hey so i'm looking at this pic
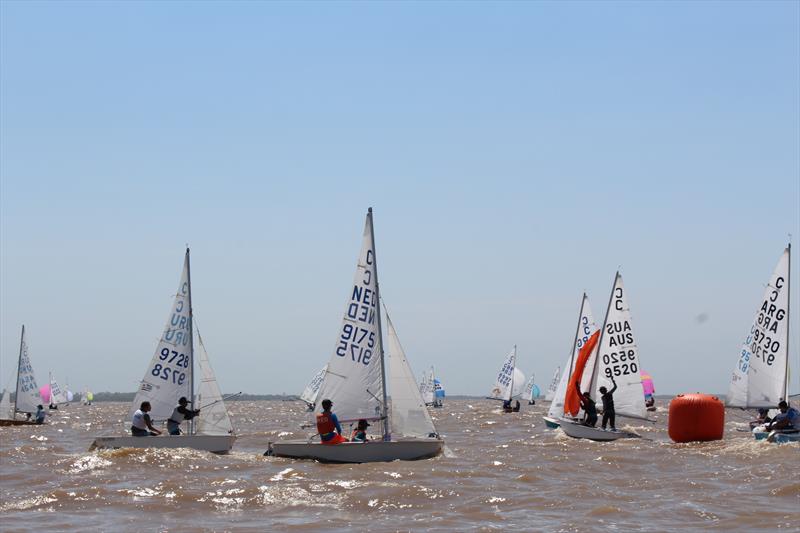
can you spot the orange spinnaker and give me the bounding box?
[564,330,600,416]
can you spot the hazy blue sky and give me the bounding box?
[1,1,798,397]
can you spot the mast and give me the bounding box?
[589,272,618,396]
[186,247,196,435]
[368,208,390,440]
[566,293,587,389]
[509,345,517,401]
[784,242,791,402]
[14,325,24,415]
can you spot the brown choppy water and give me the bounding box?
[1,399,798,532]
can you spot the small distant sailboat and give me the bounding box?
[420,367,444,408]
[267,209,443,462]
[726,245,797,443]
[641,370,656,411]
[543,293,598,429]
[0,326,42,426]
[544,367,560,402]
[47,374,69,408]
[488,345,525,411]
[432,373,445,408]
[0,389,13,419]
[83,388,94,405]
[91,248,235,454]
[299,365,328,411]
[559,275,650,441]
[523,375,540,405]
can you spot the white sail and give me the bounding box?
[544,367,561,401]
[511,367,526,398]
[523,375,535,399]
[591,273,647,419]
[727,247,790,408]
[315,211,385,424]
[15,326,40,414]
[548,294,599,418]
[49,374,68,405]
[420,368,435,405]
[489,346,517,401]
[386,310,437,438]
[0,389,12,418]
[130,250,193,424]
[195,333,233,436]
[300,365,328,407]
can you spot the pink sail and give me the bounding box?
[39,384,51,404]
[641,370,655,397]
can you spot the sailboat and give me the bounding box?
[726,245,796,443]
[544,367,560,402]
[419,367,435,406]
[48,374,68,408]
[523,375,540,405]
[0,326,42,426]
[91,248,235,454]
[488,345,526,411]
[0,389,12,419]
[641,370,656,411]
[299,365,328,411]
[543,293,599,429]
[432,373,445,408]
[559,275,650,441]
[267,208,444,463]
[83,388,94,405]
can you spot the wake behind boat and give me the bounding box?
[267,208,443,463]
[90,249,235,454]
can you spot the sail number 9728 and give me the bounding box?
[150,348,189,385]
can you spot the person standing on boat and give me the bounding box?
[599,377,618,431]
[350,419,370,442]
[167,397,200,436]
[575,385,598,427]
[35,405,47,424]
[766,401,799,431]
[131,401,161,436]
[317,399,348,444]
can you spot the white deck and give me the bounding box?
[90,434,235,454]
[559,418,640,441]
[267,438,444,463]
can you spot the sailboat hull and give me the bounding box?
[90,434,235,454]
[267,438,444,463]
[542,416,561,429]
[0,419,39,426]
[753,429,800,444]
[559,419,640,441]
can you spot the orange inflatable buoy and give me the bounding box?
[668,393,725,443]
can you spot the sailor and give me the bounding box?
[316,399,348,445]
[750,408,772,430]
[766,401,799,432]
[502,399,512,412]
[350,419,370,442]
[599,377,618,431]
[575,385,598,427]
[35,405,46,424]
[512,400,521,412]
[167,397,200,435]
[131,401,161,436]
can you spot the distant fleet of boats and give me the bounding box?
[1,210,796,453]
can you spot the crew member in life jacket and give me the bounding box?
[317,399,348,445]
[131,401,162,436]
[167,397,200,435]
[351,419,370,442]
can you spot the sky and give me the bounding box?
[1,1,798,397]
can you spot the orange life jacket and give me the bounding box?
[316,413,336,436]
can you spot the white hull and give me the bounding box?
[90,434,235,454]
[559,419,640,441]
[267,438,444,463]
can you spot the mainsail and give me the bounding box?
[0,389,12,418]
[130,249,193,424]
[548,294,599,419]
[419,368,435,405]
[490,346,523,401]
[544,367,561,402]
[727,246,790,408]
[589,273,648,420]
[195,331,233,436]
[300,365,328,408]
[49,374,68,405]
[15,325,40,415]
[386,309,437,438]
[315,210,386,428]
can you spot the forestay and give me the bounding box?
[489,346,517,400]
[548,294,598,419]
[385,310,437,438]
[130,251,193,423]
[727,247,790,408]
[195,333,233,436]
[315,212,384,424]
[590,273,647,420]
[15,326,40,415]
[300,365,328,407]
